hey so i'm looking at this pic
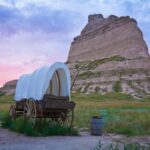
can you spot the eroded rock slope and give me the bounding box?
[67,14,150,98]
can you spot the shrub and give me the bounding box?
[0,92,4,97]
[113,81,122,92]
[95,87,100,93]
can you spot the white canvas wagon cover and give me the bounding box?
[15,62,71,101]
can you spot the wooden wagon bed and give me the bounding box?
[9,94,75,127]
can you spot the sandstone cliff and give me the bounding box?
[67,14,150,98]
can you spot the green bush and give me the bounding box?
[2,115,79,136]
[95,87,100,93]
[0,92,4,97]
[113,81,122,92]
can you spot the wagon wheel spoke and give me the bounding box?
[58,117,65,126]
[29,101,37,126]
[37,103,43,118]
[9,105,16,119]
[30,117,36,126]
[58,110,74,128]
[23,100,37,126]
[23,100,29,117]
[55,112,65,126]
[29,101,32,116]
[65,110,74,128]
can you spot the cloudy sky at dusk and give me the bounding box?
[0,0,150,87]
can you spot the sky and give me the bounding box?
[0,0,150,87]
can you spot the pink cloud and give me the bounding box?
[0,30,69,87]
[0,53,67,87]
[0,64,25,87]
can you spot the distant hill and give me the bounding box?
[0,80,17,95]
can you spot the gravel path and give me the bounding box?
[0,128,149,150]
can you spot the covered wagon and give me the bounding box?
[9,62,75,127]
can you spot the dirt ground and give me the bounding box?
[0,128,150,150]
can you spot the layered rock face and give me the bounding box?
[67,14,150,98]
[68,14,149,62]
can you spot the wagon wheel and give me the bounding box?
[23,100,37,125]
[9,105,16,119]
[37,103,43,118]
[58,109,74,128]
[30,100,37,125]
[23,100,29,117]
[65,110,74,128]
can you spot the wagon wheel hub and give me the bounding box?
[57,110,74,128]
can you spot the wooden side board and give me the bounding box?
[15,94,74,111]
[15,99,27,110]
[43,94,69,101]
[43,100,75,110]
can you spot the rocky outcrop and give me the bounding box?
[67,14,150,99]
[68,14,149,62]
[0,80,17,95]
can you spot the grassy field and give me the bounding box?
[0,95,14,121]
[72,93,150,136]
[0,93,150,136]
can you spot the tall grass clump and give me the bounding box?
[0,95,14,103]
[2,115,78,136]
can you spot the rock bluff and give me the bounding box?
[67,14,150,98]
[68,14,149,62]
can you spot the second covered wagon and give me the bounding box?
[9,62,75,127]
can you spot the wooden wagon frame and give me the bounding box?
[9,62,75,128]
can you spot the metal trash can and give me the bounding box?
[90,116,103,136]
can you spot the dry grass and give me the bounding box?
[0,95,14,121]
[0,103,11,112]
[0,95,14,112]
